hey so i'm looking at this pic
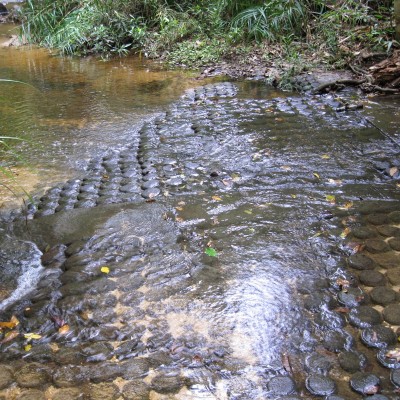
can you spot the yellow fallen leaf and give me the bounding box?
[24,333,42,341]
[58,324,70,335]
[326,195,336,204]
[100,266,110,274]
[340,227,351,239]
[212,195,222,201]
[291,194,297,199]
[321,154,330,159]
[244,209,253,215]
[313,172,320,179]
[49,342,60,352]
[24,344,32,352]
[176,206,184,211]
[175,217,184,223]
[281,166,291,171]
[338,201,353,210]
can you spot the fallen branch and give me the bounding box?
[312,79,366,94]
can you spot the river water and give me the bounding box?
[1,23,400,400]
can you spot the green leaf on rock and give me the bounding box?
[205,247,218,257]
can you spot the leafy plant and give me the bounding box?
[231,0,307,42]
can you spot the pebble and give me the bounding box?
[52,387,84,400]
[361,325,397,348]
[370,286,397,305]
[350,372,380,395]
[376,224,400,237]
[338,287,366,308]
[347,254,375,270]
[367,214,389,225]
[382,304,400,325]
[305,374,336,396]
[388,237,400,250]
[364,238,390,253]
[16,390,46,400]
[305,353,332,374]
[351,227,376,239]
[374,252,399,269]
[0,365,13,389]
[377,346,400,368]
[358,270,386,286]
[121,380,150,399]
[15,363,50,388]
[348,306,383,328]
[267,376,296,395]
[386,267,400,285]
[391,369,400,387]
[150,373,184,394]
[88,382,120,400]
[338,351,367,373]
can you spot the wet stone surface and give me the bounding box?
[1,82,400,399]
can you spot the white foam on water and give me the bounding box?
[0,241,44,312]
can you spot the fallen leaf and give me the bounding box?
[313,172,320,179]
[24,333,42,341]
[338,201,353,210]
[386,348,400,361]
[326,195,336,204]
[1,330,19,343]
[275,117,284,122]
[205,247,218,257]
[0,316,19,329]
[389,167,399,177]
[212,195,222,201]
[291,194,297,199]
[321,154,330,159]
[49,343,60,352]
[58,324,70,335]
[175,217,184,223]
[336,278,350,289]
[340,227,351,239]
[100,266,110,274]
[334,307,350,313]
[24,344,32,352]
[244,209,253,215]
[281,165,291,171]
[176,206,184,211]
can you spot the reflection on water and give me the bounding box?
[0,32,207,207]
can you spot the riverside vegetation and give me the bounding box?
[17,0,398,87]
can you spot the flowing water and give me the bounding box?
[1,28,400,400]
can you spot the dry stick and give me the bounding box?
[311,79,366,94]
[363,116,400,148]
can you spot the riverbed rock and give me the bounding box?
[391,369,400,387]
[51,387,84,400]
[267,376,296,395]
[121,380,150,399]
[14,363,51,388]
[150,372,184,394]
[361,325,397,349]
[337,287,366,308]
[16,390,46,400]
[358,270,386,286]
[370,286,397,305]
[0,365,13,389]
[347,254,376,270]
[88,382,120,400]
[377,346,400,369]
[53,365,89,388]
[382,304,400,325]
[386,268,400,285]
[305,374,336,396]
[350,372,380,395]
[338,351,367,373]
[348,306,382,328]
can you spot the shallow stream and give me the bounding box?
[1,27,400,400]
